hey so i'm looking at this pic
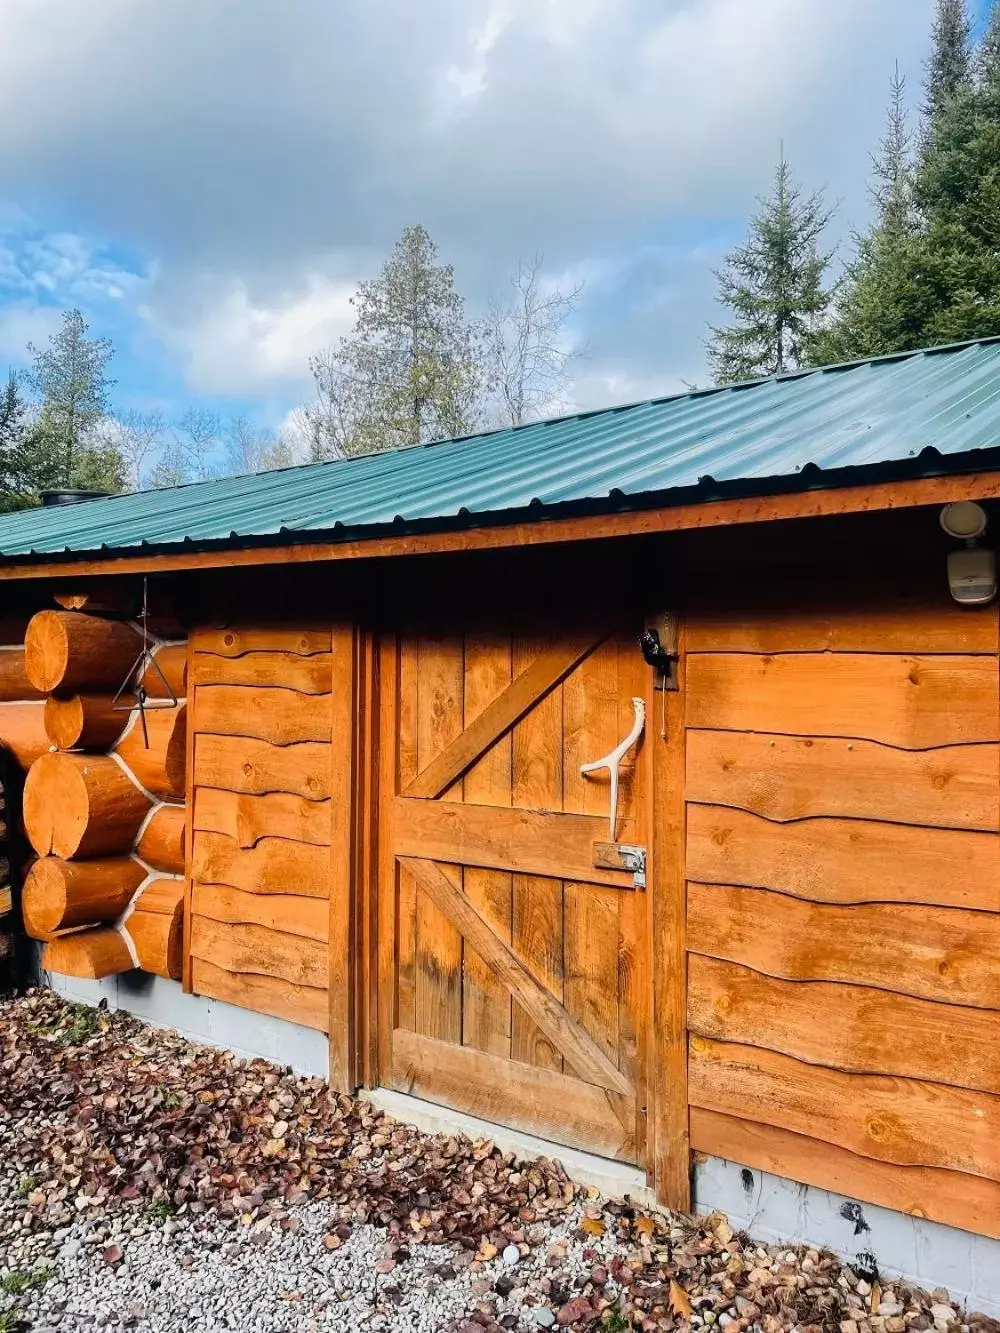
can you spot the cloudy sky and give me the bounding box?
[0,0,980,447]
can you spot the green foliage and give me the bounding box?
[14,1175,37,1199]
[1,1269,53,1296]
[706,155,834,384]
[26,309,122,491]
[144,1196,176,1221]
[308,224,481,455]
[924,0,972,122]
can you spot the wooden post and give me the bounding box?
[329,622,357,1093]
[648,615,691,1211]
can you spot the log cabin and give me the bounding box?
[0,337,999,1309]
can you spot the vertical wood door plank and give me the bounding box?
[462,630,514,1059]
[377,634,401,1085]
[395,635,419,1034]
[414,633,465,1044]
[512,633,565,1072]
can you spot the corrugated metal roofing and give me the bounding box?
[2,337,1000,564]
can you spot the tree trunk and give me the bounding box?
[25,610,140,694]
[126,877,183,979]
[44,694,128,751]
[41,926,133,979]
[114,705,187,800]
[136,805,186,874]
[22,856,145,937]
[23,752,151,858]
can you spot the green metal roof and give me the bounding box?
[2,337,1000,566]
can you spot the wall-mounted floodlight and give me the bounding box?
[940,502,996,606]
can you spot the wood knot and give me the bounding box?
[224,632,236,648]
[908,668,921,686]
[711,828,731,847]
[937,958,951,975]
[243,763,254,777]
[865,1111,902,1144]
[932,773,949,790]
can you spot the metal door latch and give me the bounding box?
[592,841,647,888]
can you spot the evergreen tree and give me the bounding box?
[706,155,834,384]
[307,225,481,455]
[26,309,122,490]
[912,0,1000,344]
[810,68,928,363]
[0,372,32,512]
[924,0,972,123]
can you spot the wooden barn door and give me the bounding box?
[376,621,650,1164]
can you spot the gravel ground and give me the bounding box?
[1,991,997,1333]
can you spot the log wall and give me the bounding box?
[683,592,1000,1238]
[185,626,335,1032]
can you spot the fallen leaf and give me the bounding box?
[669,1279,694,1318]
[580,1217,606,1237]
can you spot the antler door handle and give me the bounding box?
[580,696,646,840]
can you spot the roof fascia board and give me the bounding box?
[2,469,998,583]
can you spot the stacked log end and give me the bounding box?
[21,603,188,984]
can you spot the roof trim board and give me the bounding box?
[2,466,997,582]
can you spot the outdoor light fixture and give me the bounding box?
[940,502,997,606]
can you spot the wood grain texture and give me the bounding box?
[688,882,1000,1011]
[190,915,327,989]
[461,631,513,1059]
[0,647,45,701]
[44,694,127,751]
[190,650,332,693]
[687,600,1000,655]
[23,752,151,858]
[0,701,51,769]
[136,804,186,874]
[686,804,999,909]
[42,927,133,980]
[403,855,631,1095]
[143,643,187,700]
[191,882,327,941]
[686,730,998,831]
[195,734,330,800]
[194,787,331,848]
[404,635,599,800]
[689,1108,1000,1240]
[413,634,465,1045]
[195,627,332,657]
[196,684,333,745]
[127,909,183,980]
[688,954,1000,1094]
[115,705,187,800]
[25,610,140,693]
[191,956,327,1030]
[689,1036,1000,1182]
[394,797,631,888]
[687,653,999,749]
[192,830,331,897]
[392,1028,636,1162]
[328,622,358,1092]
[22,856,145,936]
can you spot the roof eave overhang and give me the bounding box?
[1,452,999,582]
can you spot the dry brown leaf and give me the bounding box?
[580,1216,606,1237]
[670,1279,694,1319]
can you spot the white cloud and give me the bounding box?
[144,272,356,395]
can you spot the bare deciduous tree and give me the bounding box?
[100,409,165,490]
[482,256,585,427]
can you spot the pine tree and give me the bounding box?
[26,309,121,490]
[810,68,928,363]
[0,372,32,511]
[706,155,834,384]
[307,225,481,456]
[912,0,1000,344]
[924,0,972,122]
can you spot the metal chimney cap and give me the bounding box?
[39,488,113,506]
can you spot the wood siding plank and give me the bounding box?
[192,831,331,897]
[688,954,1000,1094]
[191,957,327,1031]
[392,1029,636,1162]
[191,650,333,693]
[195,628,332,657]
[688,882,1000,1011]
[190,915,327,990]
[689,1036,1000,1182]
[564,883,620,1066]
[393,797,631,888]
[686,805,999,910]
[328,623,358,1092]
[690,1108,1000,1240]
[402,856,631,1095]
[686,730,999,831]
[191,883,328,941]
[194,788,331,848]
[687,653,999,749]
[195,734,330,800]
[196,684,333,745]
